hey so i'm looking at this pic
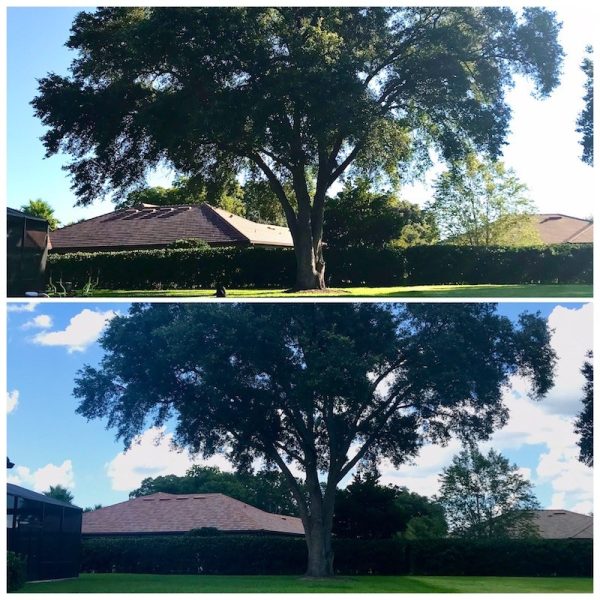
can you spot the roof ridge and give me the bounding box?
[202,203,251,243]
[566,223,593,243]
[537,213,592,223]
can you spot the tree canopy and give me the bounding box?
[576,46,593,166]
[130,465,299,516]
[43,485,75,505]
[575,351,593,467]
[437,446,540,538]
[333,471,446,539]
[74,302,555,576]
[428,155,541,246]
[324,180,438,249]
[20,199,61,230]
[33,7,563,288]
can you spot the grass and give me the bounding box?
[20,573,593,593]
[85,284,592,298]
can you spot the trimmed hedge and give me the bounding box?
[80,536,592,577]
[7,551,27,592]
[46,243,592,291]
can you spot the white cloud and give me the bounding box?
[8,460,75,492]
[8,303,38,313]
[7,390,19,414]
[106,426,234,492]
[544,304,593,415]
[32,308,117,352]
[22,314,53,329]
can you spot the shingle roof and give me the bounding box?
[82,492,304,536]
[532,510,593,539]
[534,214,593,244]
[49,203,293,252]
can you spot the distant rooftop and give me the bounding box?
[532,509,593,539]
[534,214,593,244]
[82,492,304,537]
[50,203,293,252]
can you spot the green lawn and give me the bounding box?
[85,283,592,298]
[20,573,593,593]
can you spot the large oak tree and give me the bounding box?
[74,303,555,576]
[33,7,563,289]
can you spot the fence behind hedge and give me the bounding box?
[46,243,592,290]
[81,535,592,577]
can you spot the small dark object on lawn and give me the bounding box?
[216,284,227,298]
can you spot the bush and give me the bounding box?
[7,551,27,592]
[80,536,592,577]
[47,243,592,291]
[407,538,593,577]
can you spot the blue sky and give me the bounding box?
[6,5,596,225]
[6,301,593,513]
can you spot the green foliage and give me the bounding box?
[19,199,60,230]
[33,7,563,288]
[324,180,438,250]
[47,244,593,290]
[131,465,299,516]
[167,239,210,249]
[437,447,540,538]
[428,155,540,246]
[43,484,75,505]
[575,351,593,467]
[403,244,592,286]
[187,527,222,537]
[7,551,27,592]
[577,46,593,166]
[333,472,446,540]
[79,535,592,577]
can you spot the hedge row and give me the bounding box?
[46,243,592,290]
[81,536,593,577]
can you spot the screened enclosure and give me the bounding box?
[7,483,82,581]
[7,208,50,297]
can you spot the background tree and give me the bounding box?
[323,180,437,250]
[43,484,74,505]
[576,46,593,166]
[130,465,299,515]
[575,351,593,467]
[428,155,541,246]
[74,303,554,577]
[437,446,540,538]
[19,199,60,230]
[33,7,563,289]
[333,470,446,539]
[83,504,103,513]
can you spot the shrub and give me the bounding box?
[7,551,27,592]
[80,536,592,577]
[47,243,592,291]
[168,238,210,249]
[407,538,593,577]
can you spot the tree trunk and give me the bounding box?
[305,519,335,577]
[293,232,326,291]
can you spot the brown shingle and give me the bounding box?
[534,214,593,244]
[82,493,304,536]
[50,203,293,252]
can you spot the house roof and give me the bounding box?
[534,214,593,244]
[7,207,49,223]
[49,203,293,252]
[82,492,304,536]
[532,510,593,539]
[7,483,82,511]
